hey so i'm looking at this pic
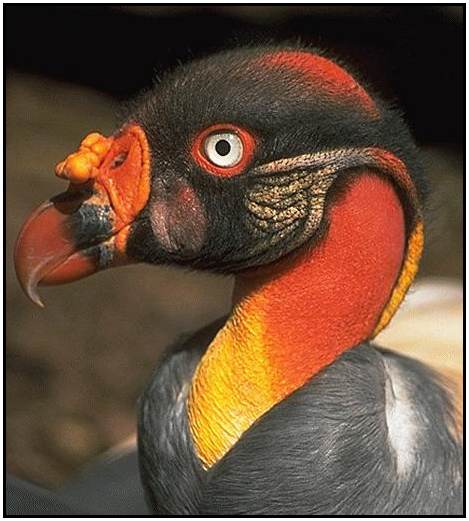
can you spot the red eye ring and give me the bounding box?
[191,123,256,177]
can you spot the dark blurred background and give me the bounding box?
[6,5,463,487]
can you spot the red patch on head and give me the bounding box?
[258,51,378,116]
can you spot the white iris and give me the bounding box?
[204,132,243,168]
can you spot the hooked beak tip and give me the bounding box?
[13,194,88,307]
[26,284,45,308]
[14,237,45,308]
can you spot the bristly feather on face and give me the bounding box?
[121,45,427,274]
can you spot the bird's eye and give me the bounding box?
[192,124,256,177]
[204,133,243,168]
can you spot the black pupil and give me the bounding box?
[215,139,231,156]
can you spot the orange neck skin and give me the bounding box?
[189,172,406,469]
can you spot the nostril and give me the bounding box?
[110,152,128,169]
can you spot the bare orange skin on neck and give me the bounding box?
[238,173,405,395]
[189,172,406,468]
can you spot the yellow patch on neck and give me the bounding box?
[187,293,275,469]
[372,220,424,336]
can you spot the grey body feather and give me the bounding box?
[138,320,462,515]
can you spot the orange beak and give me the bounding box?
[14,125,151,306]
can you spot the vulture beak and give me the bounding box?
[14,125,151,306]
